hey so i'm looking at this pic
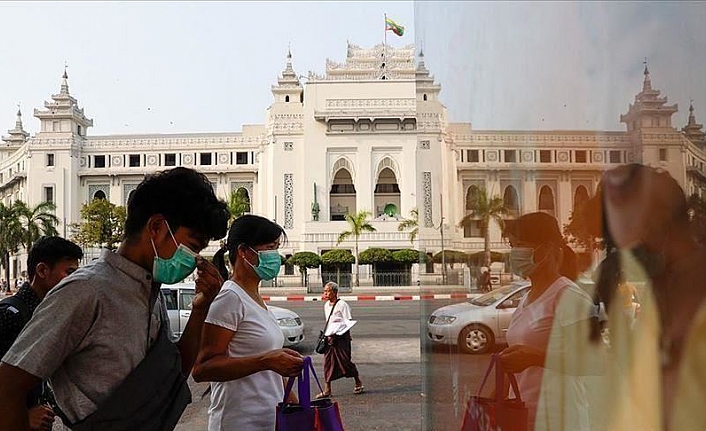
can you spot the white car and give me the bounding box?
[427,281,531,354]
[161,283,305,347]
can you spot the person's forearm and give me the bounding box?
[176,308,209,375]
[192,353,269,382]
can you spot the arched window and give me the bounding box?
[374,167,400,217]
[423,94,428,101]
[330,168,356,221]
[464,185,482,237]
[503,185,520,218]
[573,185,589,210]
[285,95,290,103]
[93,190,107,200]
[235,187,251,214]
[538,186,555,216]
[300,93,303,103]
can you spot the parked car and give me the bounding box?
[161,283,305,347]
[427,281,531,354]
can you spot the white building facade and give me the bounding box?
[2,43,705,285]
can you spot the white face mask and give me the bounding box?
[509,247,537,278]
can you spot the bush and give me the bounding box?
[358,248,393,265]
[288,251,321,270]
[392,249,423,265]
[321,249,355,265]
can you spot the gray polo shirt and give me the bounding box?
[2,249,170,423]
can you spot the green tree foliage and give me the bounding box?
[392,249,425,265]
[336,210,376,287]
[289,251,322,286]
[71,198,127,250]
[0,202,23,287]
[397,208,419,243]
[321,249,355,266]
[228,188,251,223]
[358,247,393,265]
[14,201,59,251]
[563,192,603,252]
[459,188,508,267]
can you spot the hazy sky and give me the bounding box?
[1,2,704,135]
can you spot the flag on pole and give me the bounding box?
[385,17,405,37]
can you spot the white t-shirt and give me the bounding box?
[205,281,285,431]
[506,276,596,431]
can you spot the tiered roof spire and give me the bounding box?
[2,106,30,145]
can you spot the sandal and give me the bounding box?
[353,385,365,394]
[315,392,331,399]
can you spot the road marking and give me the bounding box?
[264,293,479,302]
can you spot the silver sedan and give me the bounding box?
[427,281,530,354]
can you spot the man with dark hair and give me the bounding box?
[0,167,230,431]
[0,236,82,431]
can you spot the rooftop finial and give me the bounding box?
[287,43,292,60]
[61,62,70,95]
[16,103,21,117]
[642,57,652,91]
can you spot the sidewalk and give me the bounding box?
[260,284,484,302]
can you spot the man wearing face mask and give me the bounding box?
[0,167,230,431]
[193,214,304,431]
[499,212,603,431]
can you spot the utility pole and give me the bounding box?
[437,193,447,285]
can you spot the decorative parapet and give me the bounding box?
[315,98,416,121]
[84,133,264,150]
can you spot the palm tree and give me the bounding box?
[14,201,59,251]
[397,208,419,243]
[227,188,251,224]
[336,210,376,287]
[0,202,24,291]
[459,189,508,268]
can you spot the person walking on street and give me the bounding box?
[0,236,83,431]
[317,281,364,399]
[193,215,304,430]
[0,167,230,431]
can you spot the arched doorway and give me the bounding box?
[374,167,400,218]
[330,168,356,221]
[93,190,106,200]
[538,186,556,217]
[503,185,520,219]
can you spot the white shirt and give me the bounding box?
[204,281,285,431]
[324,299,352,324]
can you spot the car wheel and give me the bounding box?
[458,324,494,354]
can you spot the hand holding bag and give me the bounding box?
[460,353,528,431]
[315,300,339,354]
[276,356,345,431]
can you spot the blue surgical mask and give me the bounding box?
[246,247,281,281]
[151,222,198,284]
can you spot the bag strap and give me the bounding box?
[282,357,324,408]
[476,353,523,403]
[321,299,339,334]
[0,296,31,326]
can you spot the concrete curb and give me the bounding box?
[263,293,481,302]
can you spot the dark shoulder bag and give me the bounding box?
[315,300,339,354]
[56,315,191,431]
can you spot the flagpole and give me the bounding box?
[383,13,387,78]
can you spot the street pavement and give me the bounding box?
[175,297,496,431]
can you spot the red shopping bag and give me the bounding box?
[461,353,528,431]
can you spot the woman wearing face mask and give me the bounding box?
[193,215,304,431]
[500,212,602,431]
[588,164,706,430]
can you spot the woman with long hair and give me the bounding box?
[500,211,602,431]
[193,215,304,430]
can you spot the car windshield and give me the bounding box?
[470,284,524,306]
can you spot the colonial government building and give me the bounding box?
[2,43,705,284]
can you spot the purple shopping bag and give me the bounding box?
[276,356,345,431]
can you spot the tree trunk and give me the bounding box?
[483,219,491,268]
[3,252,10,293]
[354,238,360,288]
